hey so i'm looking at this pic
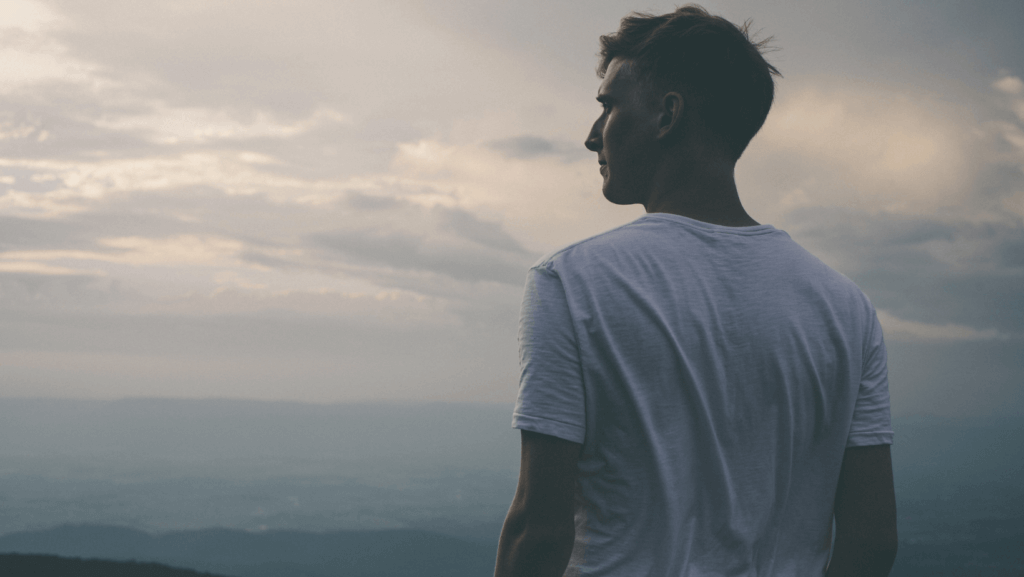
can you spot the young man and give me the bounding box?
[494,5,897,577]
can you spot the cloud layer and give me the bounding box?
[0,0,1021,416]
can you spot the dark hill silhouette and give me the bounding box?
[0,524,496,577]
[0,553,228,577]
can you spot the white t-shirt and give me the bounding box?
[513,213,892,577]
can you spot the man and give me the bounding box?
[494,5,897,577]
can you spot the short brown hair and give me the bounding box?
[599,4,780,160]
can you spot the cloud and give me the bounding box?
[0,117,43,141]
[311,229,526,286]
[0,260,101,275]
[98,235,244,266]
[0,0,63,32]
[436,206,529,253]
[986,77,1024,188]
[732,73,1024,347]
[993,75,1024,96]
[391,138,640,253]
[2,235,244,266]
[0,0,1019,409]
[0,1,102,95]
[0,45,98,94]
[484,135,592,163]
[742,80,980,220]
[0,235,250,301]
[486,136,555,159]
[93,104,348,145]
[877,309,1009,342]
[782,206,1024,334]
[39,0,573,134]
[0,176,534,323]
[310,202,537,286]
[0,152,318,217]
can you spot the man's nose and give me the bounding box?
[584,131,601,152]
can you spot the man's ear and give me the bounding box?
[657,92,684,140]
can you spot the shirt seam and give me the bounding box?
[513,412,586,432]
[640,213,779,236]
[532,219,649,267]
[513,413,586,445]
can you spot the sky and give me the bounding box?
[0,0,1022,417]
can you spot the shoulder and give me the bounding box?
[779,238,880,326]
[805,250,863,292]
[530,218,648,273]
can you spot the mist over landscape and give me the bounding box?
[0,398,1022,575]
[0,399,518,538]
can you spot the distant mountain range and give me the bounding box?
[0,553,228,577]
[0,524,496,577]
[0,399,1022,575]
[0,398,521,539]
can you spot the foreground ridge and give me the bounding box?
[0,553,229,577]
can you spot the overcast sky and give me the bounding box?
[1,0,1022,417]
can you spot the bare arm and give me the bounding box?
[494,430,582,577]
[826,444,899,577]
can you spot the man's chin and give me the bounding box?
[602,185,638,206]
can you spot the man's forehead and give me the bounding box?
[598,57,638,97]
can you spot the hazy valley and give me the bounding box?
[0,398,1021,575]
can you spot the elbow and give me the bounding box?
[833,534,899,575]
[829,527,898,576]
[496,517,575,577]
[509,519,575,555]
[501,504,575,549]
[529,522,576,550]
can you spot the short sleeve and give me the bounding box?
[512,265,587,444]
[846,306,894,447]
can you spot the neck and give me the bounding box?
[643,151,759,227]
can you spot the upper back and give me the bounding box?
[526,213,889,575]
